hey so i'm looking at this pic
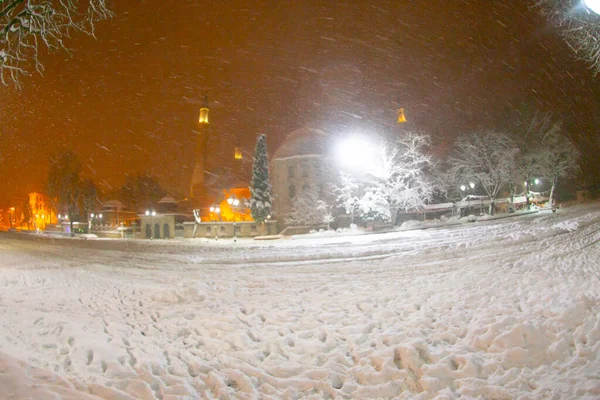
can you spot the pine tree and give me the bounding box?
[249,134,273,224]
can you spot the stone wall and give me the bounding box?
[183,221,279,238]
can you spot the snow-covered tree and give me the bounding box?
[510,112,580,207]
[330,172,360,223]
[120,174,166,213]
[357,133,434,224]
[449,131,518,215]
[1,0,112,86]
[47,150,82,236]
[80,178,97,221]
[249,134,272,224]
[534,0,600,75]
[510,111,556,207]
[285,189,326,228]
[538,123,580,205]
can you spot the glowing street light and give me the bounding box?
[227,196,241,242]
[335,135,381,176]
[460,184,466,192]
[145,209,157,239]
[469,182,475,189]
[584,0,600,15]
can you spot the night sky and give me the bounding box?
[1,0,599,204]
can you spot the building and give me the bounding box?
[138,196,188,239]
[271,108,410,227]
[271,126,338,220]
[29,192,57,230]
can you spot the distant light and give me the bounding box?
[460,185,466,191]
[91,213,94,218]
[469,182,475,189]
[151,211,156,217]
[58,214,62,219]
[99,213,103,219]
[234,199,240,206]
[584,0,600,15]
[145,210,150,216]
[215,207,220,214]
[227,197,233,205]
[210,206,215,212]
[534,178,541,185]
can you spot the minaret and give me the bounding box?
[190,96,210,208]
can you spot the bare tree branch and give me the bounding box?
[0,0,112,87]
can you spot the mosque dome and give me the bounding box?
[273,126,330,160]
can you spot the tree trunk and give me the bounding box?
[488,198,495,216]
[525,180,529,208]
[548,178,557,209]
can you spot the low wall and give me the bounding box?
[183,221,278,238]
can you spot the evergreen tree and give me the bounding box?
[249,134,273,224]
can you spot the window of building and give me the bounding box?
[235,226,241,234]
[289,184,296,199]
[251,225,257,232]
[302,162,309,178]
[220,226,226,233]
[206,227,212,234]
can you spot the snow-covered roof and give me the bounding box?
[273,126,329,160]
[158,196,178,204]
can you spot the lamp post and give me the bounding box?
[145,209,156,240]
[227,195,240,242]
[209,205,220,240]
[88,213,103,233]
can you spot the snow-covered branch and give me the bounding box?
[534,0,600,75]
[0,0,112,86]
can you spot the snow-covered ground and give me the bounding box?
[1,202,599,399]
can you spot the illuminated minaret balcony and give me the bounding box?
[234,147,243,160]
[397,108,407,124]
[198,107,209,124]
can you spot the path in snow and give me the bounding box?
[1,203,599,399]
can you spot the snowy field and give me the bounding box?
[1,203,600,399]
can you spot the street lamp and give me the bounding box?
[145,209,156,239]
[209,205,220,240]
[227,196,241,242]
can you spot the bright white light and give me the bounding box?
[534,178,541,185]
[58,214,62,219]
[469,182,475,189]
[145,210,150,216]
[584,0,600,15]
[234,199,239,206]
[151,211,156,217]
[91,213,94,218]
[210,206,215,212]
[215,207,220,214]
[99,214,103,219]
[335,135,380,175]
[460,185,466,191]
